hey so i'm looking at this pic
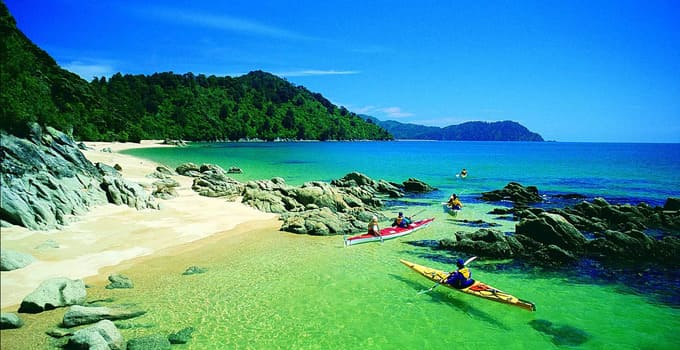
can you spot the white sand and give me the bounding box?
[0,141,277,309]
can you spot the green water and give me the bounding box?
[65,204,677,350]
[117,142,680,349]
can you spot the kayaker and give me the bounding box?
[459,168,468,178]
[444,258,474,289]
[391,212,412,228]
[367,215,380,237]
[447,194,463,210]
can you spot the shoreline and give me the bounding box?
[0,140,277,309]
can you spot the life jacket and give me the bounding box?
[458,267,471,279]
[395,217,403,225]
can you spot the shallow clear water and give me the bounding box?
[75,213,678,350]
[4,141,677,349]
[120,141,680,349]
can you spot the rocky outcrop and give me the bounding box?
[0,312,24,329]
[0,124,158,231]
[480,182,542,204]
[65,319,125,350]
[178,168,436,236]
[18,277,87,313]
[445,191,680,266]
[62,305,146,327]
[0,249,36,271]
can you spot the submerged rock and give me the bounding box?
[105,274,133,289]
[62,305,146,327]
[529,319,590,346]
[66,319,125,350]
[0,312,24,329]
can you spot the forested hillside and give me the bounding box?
[0,2,391,142]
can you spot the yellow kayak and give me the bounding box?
[400,259,536,312]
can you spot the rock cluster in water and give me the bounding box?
[441,182,680,266]
[176,164,436,235]
[0,124,159,231]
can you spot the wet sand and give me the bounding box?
[0,140,277,309]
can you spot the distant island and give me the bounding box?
[1,3,542,143]
[363,116,544,141]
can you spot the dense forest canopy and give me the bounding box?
[0,2,392,142]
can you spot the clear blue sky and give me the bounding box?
[6,0,680,142]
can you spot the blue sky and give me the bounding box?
[6,0,680,142]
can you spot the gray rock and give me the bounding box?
[175,162,200,176]
[227,166,243,174]
[105,274,133,289]
[0,312,24,329]
[66,319,125,350]
[63,305,146,327]
[19,277,87,313]
[1,126,159,231]
[0,249,36,271]
[516,212,586,250]
[155,165,174,175]
[127,334,172,350]
[401,178,436,192]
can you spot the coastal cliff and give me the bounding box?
[0,124,158,230]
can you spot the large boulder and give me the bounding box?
[0,249,36,271]
[280,208,364,235]
[63,305,146,327]
[18,277,87,313]
[516,212,586,250]
[65,319,125,350]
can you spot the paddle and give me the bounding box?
[417,256,477,295]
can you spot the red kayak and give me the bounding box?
[344,218,435,246]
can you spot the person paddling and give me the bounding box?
[367,215,380,237]
[446,194,463,210]
[391,212,412,228]
[443,258,475,289]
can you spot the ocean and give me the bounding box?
[114,141,680,349]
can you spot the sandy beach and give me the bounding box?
[0,140,277,309]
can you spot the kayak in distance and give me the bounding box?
[400,259,536,312]
[344,218,435,246]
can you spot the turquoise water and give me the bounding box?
[114,141,680,349]
[125,141,680,206]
